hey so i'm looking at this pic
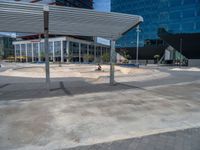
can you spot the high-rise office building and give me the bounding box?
[111,0,200,66]
[14,0,93,9]
[111,0,200,47]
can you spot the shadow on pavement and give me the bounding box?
[0,77,144,101]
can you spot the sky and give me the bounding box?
[93,0,111,45]
[94,0,110,12]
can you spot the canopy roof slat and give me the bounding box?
[0,0,143,40]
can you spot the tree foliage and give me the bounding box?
[102,53,110,63]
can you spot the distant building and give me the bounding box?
[14,0,93,9]
[13,36,110,63]
[0,35,15,59]
[111,0,200,66]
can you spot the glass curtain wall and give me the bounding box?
[89,45,94,62]
[81,44,87,62]
[96,46,101,63]
[63,41,67,62]
[15,44,20,61]
[14,40,110,63]
[21,44,26,62]
[39,42,44,61]
[33,43,38,61]
[71,42,79,62]
[49,42,53,62]
[27,43,32,62]
[111,0,200,48]
[54,41,61,62]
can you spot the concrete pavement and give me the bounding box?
[1,64,200,150]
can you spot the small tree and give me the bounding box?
[0,45,3,61]
[40,51,45,61]
[102,53,110,63]
[102,52,110,63]
[83,54,90,62]
[122,51,131,64]
[123,51,131,60]
[67,53,73,62]
[88,54,94,62]
[154,54,160,64]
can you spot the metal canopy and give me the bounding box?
[0,1,143,40]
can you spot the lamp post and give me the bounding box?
[179,38,183,67]
[136,25,140,67]
[38,34,42,62]
[110,40,116,85]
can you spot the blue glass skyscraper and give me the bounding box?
[111,0,200,48]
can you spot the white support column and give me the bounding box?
[61,40,64,63]
[25,43,28,62]
[31,43,34,62]
[53,41,55,62]
[19,44,22,62]
[136,25,140,67]
[66,41,69,63]
[179,38,183,67]
[38,42,41,62]
[79,42,81,63]
[110,40,116,85]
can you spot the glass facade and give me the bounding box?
[27,44,32,57]
[15,45,20,57]
[21,44,26,57]
[33,43,38,61]
[55,0,93,9]
[49,42,54,59]
[0,37,14,58]
[13,37,110,63]
[16,0,93,9]
[111,0,200,47]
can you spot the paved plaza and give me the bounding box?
[0,63,200,150]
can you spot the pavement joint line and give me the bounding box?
[115,80,200,97]
[0,83,10,89]
[143,80,200,90]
